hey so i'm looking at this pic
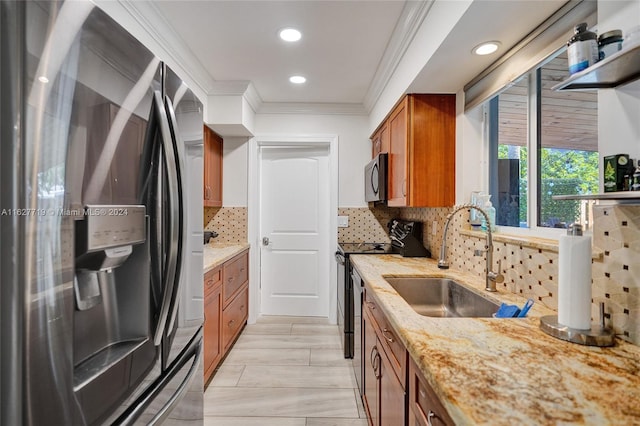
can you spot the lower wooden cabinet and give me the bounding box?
[222,287,249,351]
[362,279,453,426]
[204,249,249,386]
[408,357,454,426]
[203,270,222,384]
[363,291,406,426]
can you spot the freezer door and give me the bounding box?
[4,2,166,424]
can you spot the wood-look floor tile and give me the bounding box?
[309,348,353,366]
[291,324,340,335]
[242,323,293,335]
[256,315,331,325]
[233,334,341,349]
[207,365,244,387]
[237,365,356,389]
[222,348,310,366]
[203,387,359,418]
[306,418,369,426]
[203,416,305,426]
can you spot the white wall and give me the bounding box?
[597,0,640,191]
[254,113,371,207]
[222,137,250,207]
[368,0,473,134]
[456,90,486,204]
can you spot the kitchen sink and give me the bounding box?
[384,277,500,318]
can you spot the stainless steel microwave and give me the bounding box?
[364,153,388,202]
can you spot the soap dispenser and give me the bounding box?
[480,195,496,232]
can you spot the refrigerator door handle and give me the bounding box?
[112,329,203,426]
[150,90,181,346]
[163,94,187,337]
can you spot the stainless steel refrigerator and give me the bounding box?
[1,1,204,424]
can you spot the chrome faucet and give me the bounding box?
[437,203,504,292]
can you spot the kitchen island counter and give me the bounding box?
[350,254,640,425]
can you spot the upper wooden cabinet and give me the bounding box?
[203,125,223,207]
[371,121,389,157]
[375,94,456,207]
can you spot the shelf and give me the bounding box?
[552,192,640,201]
[552,43,640,91]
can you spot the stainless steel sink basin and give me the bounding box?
[384,277,500,318]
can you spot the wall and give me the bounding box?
[254,113,371,207]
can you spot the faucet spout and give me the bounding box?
[437,203,503,292]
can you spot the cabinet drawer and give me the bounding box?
[364,286,407,386]
[204,266,222,297]
[223,251,249,306]
[222,286,248,351]
[409,357,453,426]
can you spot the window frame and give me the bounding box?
[486,54,598,238]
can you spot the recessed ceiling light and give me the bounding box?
[38,76,49,83]
[289,75,306,84]
[279,28,302,42]
[473,41,501,56]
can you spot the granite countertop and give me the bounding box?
[203,242,250,273]
[350,254,640,425]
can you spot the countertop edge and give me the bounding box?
[203,243,251,273]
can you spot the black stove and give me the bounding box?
[335,242,392,359]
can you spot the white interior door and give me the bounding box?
[260,146,330,317]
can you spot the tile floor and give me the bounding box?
[203,316,368,426]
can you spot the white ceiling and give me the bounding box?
[148,0,569,111]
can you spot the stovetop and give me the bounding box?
[338,242,394,255]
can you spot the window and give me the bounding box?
[489,50,599,230]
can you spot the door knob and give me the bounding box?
[262,237,270,246]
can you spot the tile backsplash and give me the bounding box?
[337,206,395,243]
[204,207,247,243]
[394,204,640,346]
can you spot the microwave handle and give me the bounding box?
[371,162,379,194]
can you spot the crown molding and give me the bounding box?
[102,0,432,118]
[362,0,435,113]
[115,0,215,100]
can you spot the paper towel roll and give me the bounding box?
[558,233,592,330]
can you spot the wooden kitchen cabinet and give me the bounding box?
[371,121,389,157]
[363,286,407,426]
[203,125,223,207]
[363,308,380,426]
[221,250,249,350]
[203,266,222,385]
[408,357,454,426]
[383,94,456,207]
[203,249,249,387]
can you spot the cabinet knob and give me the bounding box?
[228,319,235,327]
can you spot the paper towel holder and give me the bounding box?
[539,303,615,347]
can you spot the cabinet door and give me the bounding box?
[222,286,248,351]
[380,343,406,426]
[408,358,453,426]
[204,283,222,385]
[387,98,408,207]
[371,123,389,158]
[408,94,456,208]
[363,308,380,426]
[203,126,223,207]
